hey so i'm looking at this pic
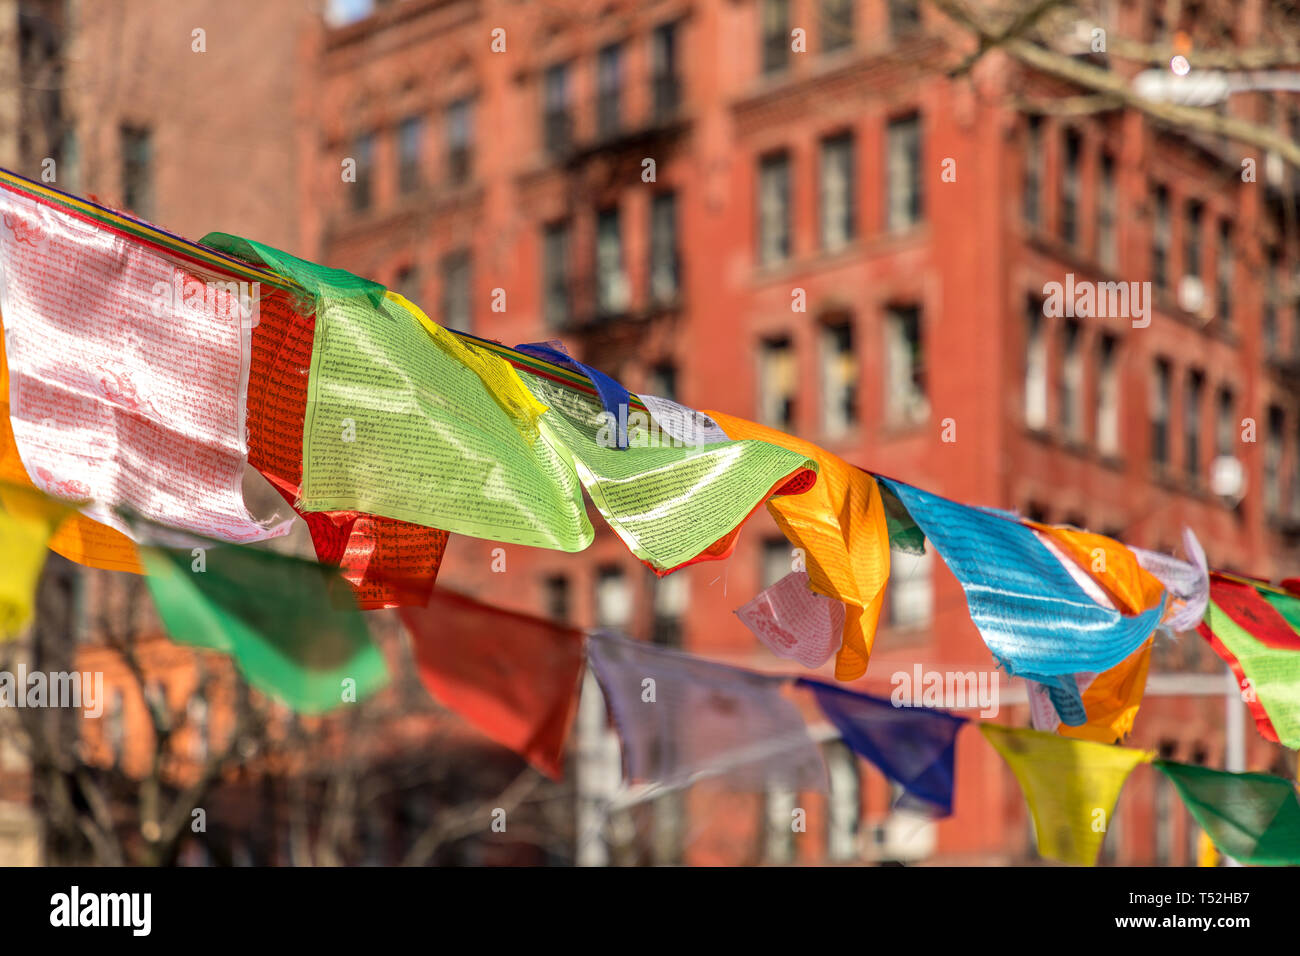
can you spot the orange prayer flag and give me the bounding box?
[704,411,889,681]
[1059,638,1154,743]
[1029,523,1164,615]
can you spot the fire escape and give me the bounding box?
[541,54,689,373]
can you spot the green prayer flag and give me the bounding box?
[140,543,388,714]
[1155,760,1300,866]
[203,233,593,552]
[518,370,816,571]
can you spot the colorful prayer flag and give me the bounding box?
[735,571,844,669]
[516,340,632,449]
[980,723,1152,866]
[230,273,447,609]
[203,233,593,553]
[1,312,143,574]
[1155,760,1300,866]
[515,377,816,574]
[802,678,966,815]
[399,590,585,780]
[0,182,288,549]
[1131,528,1208,631]
[1057,639,1154,744]
[140,541,388,714]
[0,483,64,638]
[877,478,1163,680]
[1199,581,1300,748]
[707,412,889,680]
[586,631,827,792]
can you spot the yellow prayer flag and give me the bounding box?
[981,723,1153,866]
[704,411,889,681]
[0,483,65,638]
[1196,829,1218,867]
[1059,638,1154,744]
[388,292,548,440]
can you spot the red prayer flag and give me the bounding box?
[244,285,447,609]
[399,590,586,779]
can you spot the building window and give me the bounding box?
[648,362,678,401]
[1059,319,1083,442]
[394,265,420,305]
[121,125,153,220]
[761,0,790,76]
[1060,128,1081,246]
[595,206,628,316]
[1151,357,1171,469]
[1184,199,1203,282]
[1215,386,1234,458]
[1266,405,1284,515]
[1185,369,1204,486]
[595,565,631,630]
[1217,219,1232,326]
[1024,299,1048,431]
[397,115,424,194]
[649,191,680,305]
[762,537,792,588]
[885,304,927,425]
[758,336,796,430]
[542,221,571,326]
[763,786,797,864]
[652,573,688,647]
[820,0,854,52]
[597,43,623,139]
[440,250,471,333]
[543,574,570,622]
[886,113,922,232]
[888,0,922,36]
[1096,333,1120,457]
[348,131,374,212]
[758,150,792,266]
[542,63,571,156]
[1023,116,1042,227]
[820,319,857,437]
[1097,152,1117,270]
[825,741,861,862]
[889,547,932,628]
[820,132,855,252]
[446,97,473,185]
[1152,185,1169,291]
[651,21,681,119]
[1265,247,1280,355]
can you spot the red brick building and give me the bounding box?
[306,0,1297,866]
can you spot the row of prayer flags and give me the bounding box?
[4,480,1297,867]
[1,166,1298,864]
